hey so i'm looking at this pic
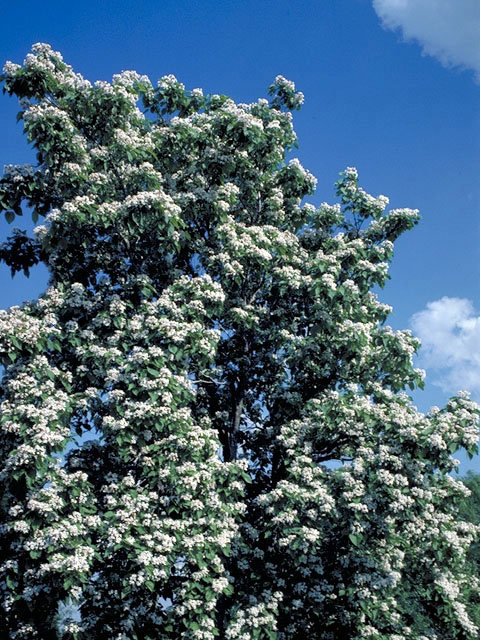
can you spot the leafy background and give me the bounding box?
[1,0,479,469]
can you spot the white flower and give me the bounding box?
[3,61,21,75]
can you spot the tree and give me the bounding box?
[0,43,479,640]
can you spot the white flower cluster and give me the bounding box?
[112,70,151,88]
[3,163,35,180]
[273,75,304,107]
[2,61,21,75]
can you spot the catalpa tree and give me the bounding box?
[0,43,479,640]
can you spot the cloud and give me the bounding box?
[410,297,480,399]
[372,0,480,80]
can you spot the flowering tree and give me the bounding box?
[0,43,479,640]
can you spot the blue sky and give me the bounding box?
[1,0,479,470]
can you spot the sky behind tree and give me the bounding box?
[1,0,479,469]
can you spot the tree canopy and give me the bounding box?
[0,43,479,640]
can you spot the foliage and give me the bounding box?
[459,472,480,564]
[457,471,480,630]
[0,43,479,640]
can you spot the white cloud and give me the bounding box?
[410,297,480,399]
[372,0,480,80]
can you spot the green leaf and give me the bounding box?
[6,575,16,589]
[349,533,361,547]
[10,336,21,349]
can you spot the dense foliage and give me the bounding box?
[459,472,480,567]
[0,44,479,640]
[458,471,480,631]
